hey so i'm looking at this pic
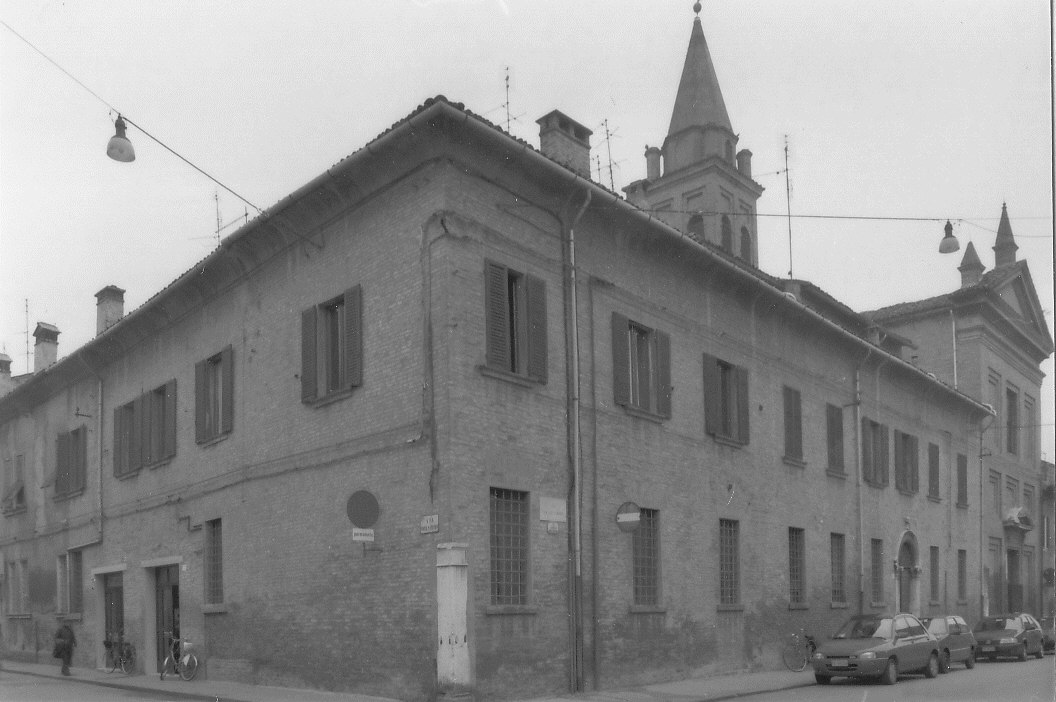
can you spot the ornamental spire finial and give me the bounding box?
[693,2,702,16]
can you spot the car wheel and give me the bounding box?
[925,652,939,679]
[1035,643,1044,660]
[939,649,950,673]
[1017,643,1028,662]
[880,658,898,685]
[964,649,976,669]
[814,673,831,685]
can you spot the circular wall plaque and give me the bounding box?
[346,490,380,528]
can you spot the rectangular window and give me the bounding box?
[871,539,884,603]
[2,455,26,513]
[830,533,846,604]
[1006,386,1019,455]
[485,262,547,382]
[894,430,919,493]
[956,454,968,506]
[783,386,803,462]
[612,313,671,417]
[55,426,88,497]
[113,380,176,474]
[489,488,529,606]
[632,509,660,606]
[788,527,805,605]
[927,443,940,499]
[930,546,940,602]
[56,551,82,614]
[1006,477,1019,509]
[861,418,889,487]
[719,519,740,606]
[826,403,844,472]
[301,285,363,402]
[703,354,749,443]
[1024,396,1037,465]
[957,550,967,601]
[990,470,1002,515]
[196,347,234,444]
[147,383,177,464]
[988,370,1001,450]
[6,559,27,614]
[205,518,224,604]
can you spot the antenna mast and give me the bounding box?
[24,299,30,373]
[603,120,615,190]
[504,67,511,132]
[784,134,794,279]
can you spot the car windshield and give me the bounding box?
[833,616,894,639]
[974,618,1017,632]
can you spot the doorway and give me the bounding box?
[154,565,180,669]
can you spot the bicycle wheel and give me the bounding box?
[179,652,199,681]
[120,646,136,675]
[781,637,808,671]
[105,645,118,674]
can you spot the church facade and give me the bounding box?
[1,10,1049,701]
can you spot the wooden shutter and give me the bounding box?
[484,262,510,371]
[827,404,844,469]
[195,359,208,443]
[894,430,905,489]
[301,307,318,401]
[612,313,630,406]
[735,365,750,444]
[655,330,671,417]
[113,407,125,476]
[344,285,363,388]
[783,386,802,459]
[910,435,920,492]
[879,424,890,486]
[220,346,235,433]
[164,380,177,459]
[55,433,70,495]
[525,274,547,382]
[861,418,873,483]
[74,426,87,491]
[702,353,719,435]
[131,395,145,472]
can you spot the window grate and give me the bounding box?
[205,519,224,604]
[490,488,529,605]
[930,546,940,601]
[957,550,967,600]
[830,533,845,603]
[788,528,805,604]
[871,539,884,602]
[632,509,659,605]
[719,519,740,605]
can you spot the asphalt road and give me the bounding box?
[0,670,186,702]
[746,654,1054,702]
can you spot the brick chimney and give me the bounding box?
[95,285,126,335]
[536,110,593,179]
[33,322,59,371]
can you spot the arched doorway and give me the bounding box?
[896,532,919,615]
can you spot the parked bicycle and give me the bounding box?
[781,629,817,672]
[159,630,199,681]
[103,631,136,674]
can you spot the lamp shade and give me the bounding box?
[106,116,135,162]
[938,220,959,253]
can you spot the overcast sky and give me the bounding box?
[1,1,1052,458]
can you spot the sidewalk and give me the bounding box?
[1,657,816,702]
[1,658,401,702]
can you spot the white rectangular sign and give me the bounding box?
[539,496,567,523]
[352,528,375,542]
[420,514,439,534]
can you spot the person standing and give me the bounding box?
[53,621,76,675]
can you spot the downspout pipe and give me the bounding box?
[562,186,592,693]
[852,347,874,615]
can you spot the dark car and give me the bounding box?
[1040,615,1055,653]
[973,613,1045,661]
[811,613,940,685]
[923,615,977,672]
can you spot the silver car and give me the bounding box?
[923,615,977,671]
[812,613,941,685]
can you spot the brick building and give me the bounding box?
[0,10,1048,702]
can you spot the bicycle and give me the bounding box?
[781,629,817,672]
[159,630,199,681]
[103,632,136,674]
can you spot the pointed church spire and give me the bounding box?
[668,6,733,138]
[958,241,985,288]
[993,202,1018,267]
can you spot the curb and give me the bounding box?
[5,666,251,702]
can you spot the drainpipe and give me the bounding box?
[852,350,872,615]
[562,187,591,693]
[978,414,995,618]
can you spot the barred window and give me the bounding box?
[57,551,82,614]
[205,519,224,604]
[928,443,940,499]
[633,509,660,605]
[956,454,969,506]
[830,533,846,604]
[957,550,967,601]
[783,387,803,462]
[871,539,885,603]
[719,519,740,606]
[930,546,940,602]
[490,488,529,605]
[894,430,919,493]
[826,404,844,472]
[788,527,806,605]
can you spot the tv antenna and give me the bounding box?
[784,134,794,279]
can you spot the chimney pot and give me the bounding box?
[736,149,753,178]
[95,285,126,335]
[33,322,60,372]
[645,146,662,181]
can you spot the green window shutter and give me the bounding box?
[220,346,235,433]
[702,353,719,436]
[301,307,318,401]
[735,365,750,444]
[75,426,88,491]
[611,313,630,406]
[194,359,208,443]
[894,430,905,488]
[484,261,510,371]
[344,285,363,388]
[910,436,919,492]
[525,274,547,383]
[113,407,125,476]
[131,395,145,472]
[862,418,873,483]
[783,386,802,459]
[164,380,177,460]
[655,330,671,418]
[879,424,890,486]
[827,404,844,468]
[55,433,70,495]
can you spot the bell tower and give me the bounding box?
[624,3,763,266]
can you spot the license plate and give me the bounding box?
[830,659,849,667]
[980,646,995,652]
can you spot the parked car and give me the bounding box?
[973,613,1045,661]
[811,613,941,685]
[1039,615,1055,653]
[923,615,977,671]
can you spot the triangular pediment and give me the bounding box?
[986,263,1052,347]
